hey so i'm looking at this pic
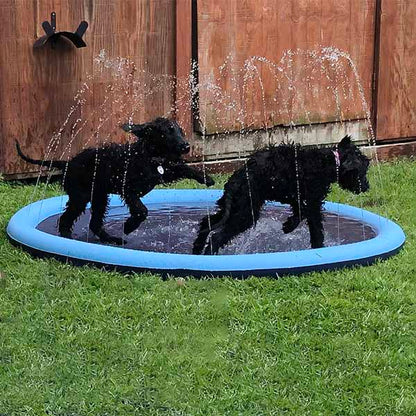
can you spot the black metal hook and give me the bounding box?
[34,12,88,49]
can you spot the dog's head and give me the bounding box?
[336,135,370,194]
[121,117,190,159]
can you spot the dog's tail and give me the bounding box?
[16,141,67,170]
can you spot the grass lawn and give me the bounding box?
[0,160,415,415]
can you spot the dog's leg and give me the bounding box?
[202,203,262,255]
[58,194,89,239]
[90,194,125,245]
[282,201,302,234]
[202,227,234,255]
[192,211,224,254]
[123,195,148,235]
[193,215,211,254]
[304,201,325,248]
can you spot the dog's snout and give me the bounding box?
[361,182,370,192]
[355,179,369,194]
[180,142,191,154]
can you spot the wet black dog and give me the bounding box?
[193,135,370,254]
[17,117,214,244]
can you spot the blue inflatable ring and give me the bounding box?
[7,189,405,278]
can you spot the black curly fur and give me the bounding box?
[193,135,370,255]
[17,117,215,244]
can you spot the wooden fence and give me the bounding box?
[1,0,415,177]
[0,0,176,176]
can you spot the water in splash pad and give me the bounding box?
[36,202,376,255]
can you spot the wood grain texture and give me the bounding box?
[377,0,416,141]
[196,0,376,134]
[361,140,416,160]
[175,0,193,138]
[0,0,176,175]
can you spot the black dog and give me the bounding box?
[17,117,214,244]
[193,135,370,254]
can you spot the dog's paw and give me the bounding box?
[59,230,72,239]
[97,233,126,245]
[203,246,216,255]
[311,241,325,249]
[192,247,202,255]
[123,218,142,235]
[205,176,215,187]
[108,236,127,245]
[123,223,135,235]
[282,218,298,234]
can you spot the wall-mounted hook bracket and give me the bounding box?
[34,12,88,49]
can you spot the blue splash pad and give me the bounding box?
[7,189,405,278]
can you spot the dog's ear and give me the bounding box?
[120,122,150,137]
[120,123,135,133]
[339,135,352,149]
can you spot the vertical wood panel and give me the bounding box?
[377,0,416,141]
[197,0,376,134]
[0,0,176,175]
[175,0,193,137]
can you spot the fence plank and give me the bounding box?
[175,0,193,138]
[377,0,416,141]
[196,0,375,135]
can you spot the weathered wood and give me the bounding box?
[376,0,416,141]
[362,140,416,161]
[190,139,416,174]
[193,119,369,162]
[196,0,376,134]
[0,0,176,176]
[175,0,193,138]
[3,0,416,177]
[371,0,382,139]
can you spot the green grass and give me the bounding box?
[0,160,416,415]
